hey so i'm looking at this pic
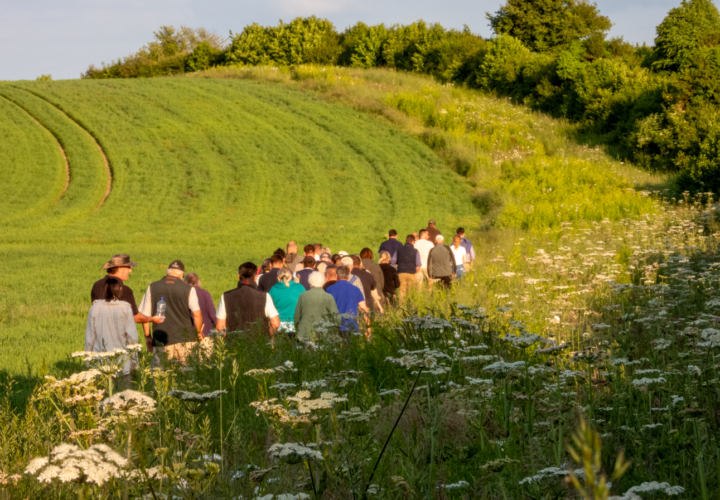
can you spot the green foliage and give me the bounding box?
[652,0,720,71]
[35,74,51,81]
[225,17,338,66]
[486,0,612,51]
[185,41,218,72]
[83,26,224,79]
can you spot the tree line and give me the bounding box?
[83,0,720,191]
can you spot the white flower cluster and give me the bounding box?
[25,443,127,485]
[535,344,570,355]
[698,328,720,348]
[337,405,380,423]
[100,390,156,416]
[386,349,451,370]
[465,377,493,385]
[632,377,667,388]
[442,480,469,489]
[46,369,101,389]
[503,333,551,349]
[169,390,227,403]
[610,481,684,499]
[268,442,323,464]
[483,360,526,374]
[286,391,347,414]
[519,466,573,485]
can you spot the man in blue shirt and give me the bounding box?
[378,230,403,265]
[327,265,371,337]
[457,228,476,267]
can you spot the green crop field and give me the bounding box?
[0,77,479,375]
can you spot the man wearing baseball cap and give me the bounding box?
[91,254,163,330]
[138,260,204,361]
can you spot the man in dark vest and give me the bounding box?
[396,234,421,299]
[139,260,204,361]
[216,262,281,338]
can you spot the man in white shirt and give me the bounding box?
[414,229,435,287]
[139,260,204,361]
[216,262,281,339]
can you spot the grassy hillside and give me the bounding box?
[0,77,478,374]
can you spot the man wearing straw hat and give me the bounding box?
[91,254,165,350]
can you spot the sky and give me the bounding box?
[0,0,682,81]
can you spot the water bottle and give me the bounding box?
[156,297,166,318]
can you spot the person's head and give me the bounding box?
[308,271,326,288]
[435,235,444,245]
[167,260,185,279]
[360,248,373,260]
[428,219,436,228]
[456,227,465,237]
[325,265,337,282]
[287,241,298,253]
[273,248,286,260]
[104,254,137,281]
[453,234,462,248]
[388,229,398,239]
[303,244,315,256]
[314,243,322,255]
[331,254,342,265]
[277,267,293,287]
[419,229,429,240]
[412,232,418,241]
[351,255,362,268]
[337,265,351,280]
[270,254,284,268]
[238,262,258,280]
[260,258,272,274]
[405,234,416,244]
[320,252,332,263]
[379,251,391,264]
[303,256,316,269]
[184,272,200,287]
[341,256,354,271]
[103,277,123,302]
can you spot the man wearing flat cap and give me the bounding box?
[138,260,204,361]
[91,255,162,334]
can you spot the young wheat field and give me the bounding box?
[2,68,715,499]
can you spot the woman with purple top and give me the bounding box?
[184,273,216,336]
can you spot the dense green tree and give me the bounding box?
[486,0,612,51]
[651,0,720,71]
[225,17,337,66]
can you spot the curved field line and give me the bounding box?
[14,88,113,209]
[0,93,70,202]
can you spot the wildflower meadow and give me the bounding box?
[1,192,718,499]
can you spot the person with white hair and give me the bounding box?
[427,234,456,289]
[338,256,366,301]
[294,271,339,340]
[269,267,304,332]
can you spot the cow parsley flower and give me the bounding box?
[25,443,127,486]
[268,443,323,464]
[100,390,156,416]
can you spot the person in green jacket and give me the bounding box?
[269,268,304,333]
[294,271,340,340]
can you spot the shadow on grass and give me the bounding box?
[0,355,86,413]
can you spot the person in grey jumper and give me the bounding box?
[427,234,457,289]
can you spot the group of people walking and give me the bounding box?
[85,220,475,366]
